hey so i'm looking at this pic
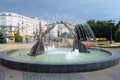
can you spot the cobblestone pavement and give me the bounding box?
[0,43,120,80]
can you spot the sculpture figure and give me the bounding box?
[28,21,87,56]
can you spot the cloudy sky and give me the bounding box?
[0,0,120,22]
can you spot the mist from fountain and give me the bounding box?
[44,45,56,53]
[44,44,80,60]
[40,14,85,25]
[66,49,79,60]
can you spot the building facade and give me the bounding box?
[0,12,39,41]
[0,12,71,43]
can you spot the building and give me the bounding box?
[0,12,71,43]
[0,12,39,41]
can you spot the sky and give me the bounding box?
[0,0,120,23]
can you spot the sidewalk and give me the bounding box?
[0,43,34,52]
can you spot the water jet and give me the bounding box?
[0,21,120,73]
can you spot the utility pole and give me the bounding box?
[107,20,115,44]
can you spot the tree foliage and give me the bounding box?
[0,30,7,43]
[114,21,120,42]
[14,30,23,42]
[87,19,118,40]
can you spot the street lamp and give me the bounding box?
[107,20,115,44]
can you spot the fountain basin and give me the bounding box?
[0,48,120,73]
[7,48,111,62]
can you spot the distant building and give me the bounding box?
[0,12,39,41]
[0,12,71,42]
[39,20,59,38]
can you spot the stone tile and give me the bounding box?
[0,65,22,80]
[4,70,22,80]
[108,72,120,80]
[82,73,113,80]
[0,70,5,80]
[23,72,85,80]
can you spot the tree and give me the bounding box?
[114,26,120,42]
[87,20,116,40]
[0,30,7,43]
[87,20,98,36]
[14,30,23,42]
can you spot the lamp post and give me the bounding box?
[107,20,115,44]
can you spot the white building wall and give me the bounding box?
[0,12,39,39]
[0,12,71,42]
[50,25,58,37]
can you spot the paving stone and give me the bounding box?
[108,72,120,80]
[22,72,85,80]
[0,70,4,80]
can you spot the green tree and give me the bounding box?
[114,25,120,42]
[87,20,116,40]
[14,30,23,42]
[0,30,7,43]
[87,19,97,36]
[95,21,108,38]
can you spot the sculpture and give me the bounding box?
[28,21,87,56]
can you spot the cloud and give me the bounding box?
[0,0,120,22]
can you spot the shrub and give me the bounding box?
[0,30,7,43]
[114,27,120,42]
[14,30,23,42]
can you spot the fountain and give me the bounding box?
[0,20,120,73]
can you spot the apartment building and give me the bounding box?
[0,12,71,42]
[0,12,39,41]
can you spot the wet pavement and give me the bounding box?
[0,43,120,80]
